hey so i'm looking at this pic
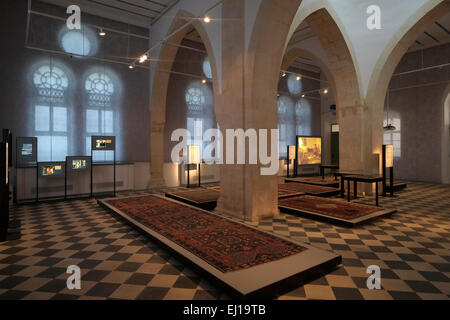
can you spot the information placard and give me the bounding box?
[16,137,37,167]
[91,136,115,151]
[66,156,92,172]
[297,136,322,165]
[38,162,65,178]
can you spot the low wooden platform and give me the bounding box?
[285,176,340,188]
[279,183,340,197]
[99,195,341,297]
[279,195,396,227]
[165,189,219,210]
[386,181,408,192]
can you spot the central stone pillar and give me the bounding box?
[215,0,279,222]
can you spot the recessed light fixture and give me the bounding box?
[139,54,148,63]
[99,28,106,36]
[204,16,211,23]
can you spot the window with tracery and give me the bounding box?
[33,65,69,161]
[85,72,116,161]
[277,95,295,158]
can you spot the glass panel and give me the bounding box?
[53,107,67,132]
[102,110,114,133]
[35,105,50,132]
[86,109,99,133]
[36,136,51,162]
[52,136,67,161]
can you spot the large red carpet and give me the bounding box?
[279,195,383,221]
[209,186,303,198]
[105,195,307,273]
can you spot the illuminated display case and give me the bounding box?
[91,136,115,151]
[296,136,322,166]
[38,162,66,178]
[66,156,92,172]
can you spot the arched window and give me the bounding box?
[33,65,69,161]
[185,82,213,160]
[295,98,312,136]
[277,95,295,158]
[383,115,401,158]
[287,73,302,95]
[202,57,212,79]
[85,72,116,161]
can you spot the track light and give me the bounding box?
[204,16,211,23]
[99,28,106,36]
[282,72,286,77]
[323,88,328,94]
[301,94,305,98]
[129,65,134,69]
[139,54,148,63]
[296,75,301,81]
[202,79,207,84]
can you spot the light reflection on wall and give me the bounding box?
[59,26,98,57]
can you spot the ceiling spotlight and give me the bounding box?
[139,54,148,63]
[296,75,301,81]
[301,94,305,98]
[323,88,328,94]
[202,79,207,84]
[204,16,211,23]
[282,72,286,77]
[99,28,106,36]
[129,65,134,69]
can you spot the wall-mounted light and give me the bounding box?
[203,16,211,23]
[139,54,148,63]
[99,28,106,36]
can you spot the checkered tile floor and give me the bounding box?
[0,181,449,300]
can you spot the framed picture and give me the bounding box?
[66,156,92,172]
[296,136,322,166]
[16,137,37,167]
[38,162,65,178]
[91,136,115,151]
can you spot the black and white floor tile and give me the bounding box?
[0,181,449,300]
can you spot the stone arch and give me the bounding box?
[149,10,219,187]
[287,8,367,173]
[442,85,450,184]
[281,46,336,101]
[366,0,450,115]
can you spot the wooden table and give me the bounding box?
[320,165,339,179]
[341,174,383,206]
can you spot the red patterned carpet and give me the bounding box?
[209,186,303,198]
[279,183,339,195]
[105,195,306,273]
[279,195,382,221]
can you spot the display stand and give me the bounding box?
[15,137,38,204]
[382,145,394,198]
[91,136,116,197]
[0,140,9,242]
[287,146,296,178]
[37,162,66,202]
[187,145,201,188]
[295,136,323,177]
[65,156,93,200]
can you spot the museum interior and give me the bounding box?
[0,0,449,301]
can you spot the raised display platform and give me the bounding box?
[285,176,340,188]
[208,186,305,199]
[99,195,341,296]
[386,181,408,192]
[279,183,340,197]
[165,189,219,210]
[279,195,396,227]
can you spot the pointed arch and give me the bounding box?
[149,10,219,187]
